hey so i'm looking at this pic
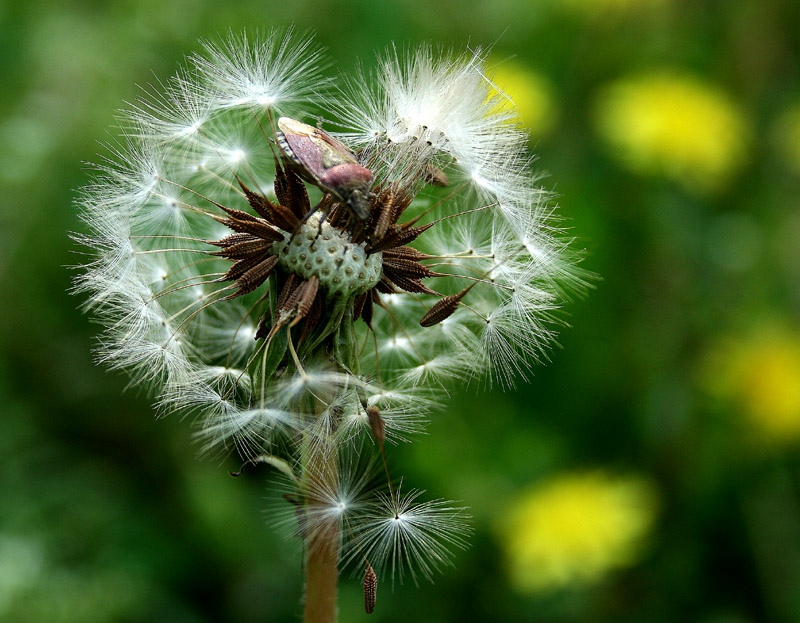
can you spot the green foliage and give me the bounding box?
[2,0,800,620]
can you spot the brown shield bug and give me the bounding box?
[276,117,373,220]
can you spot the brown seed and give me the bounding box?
[353,292,368,320]
[274,161,312,219]
[216,204,260,223]
[361,292,375,327]
[298,292,323,344]
[366,407,385,445]
[369,222,434,253]
[236,255,279,296]
[326,200,349,229]
[276,274,299,310]
[382,246,429,261]
[234,175,271,220]
[269,202,301,232]
[236,219,284,243]
[419,291,469,327]
[216,216,255,235]
[272,157,290,202]
[208,232,256,248]
[213,238,272,260]
[363,562,377,615]
[375,276,397,294]
[280,280,304,314]
[291,276,320,326]
[236,177,277,221]
[370,192,394,241]
[389,188,413,224]
[224,254,268,282]
[382,257,434,279]
[384,272,438,296]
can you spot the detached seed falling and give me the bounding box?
[363,562,378,614]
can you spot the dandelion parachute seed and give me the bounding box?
[74,29,587,620]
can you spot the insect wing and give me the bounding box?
[277,117,357,178]
[276,119,326,179]
[307,126,357,162]
[277,117,374,220]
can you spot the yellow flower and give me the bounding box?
[488,61,556,136]
[594,73,748,193]
[701,326,800,444]
[773,102,800,175]
[499,471,658,593]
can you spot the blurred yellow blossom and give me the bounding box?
[701,326,800,444]
[773,102,800,175]
[499,471,658,593]
[594,73,748,193]
[488,61,556,136]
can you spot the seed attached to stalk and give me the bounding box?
[363,562,378,614]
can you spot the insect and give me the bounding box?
[276,117,374,221]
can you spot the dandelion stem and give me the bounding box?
[302,500,339,623]
[302,418,340,623]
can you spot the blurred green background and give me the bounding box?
[2,0,800,621]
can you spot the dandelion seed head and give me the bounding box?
[75,30,588,589]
